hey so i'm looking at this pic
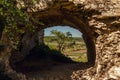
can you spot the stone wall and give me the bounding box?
[17,0,120,16]
[72,19,120,80]
[10,30,44,63]
[71,0,120,16]
[4,0,120,80]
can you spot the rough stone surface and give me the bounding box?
[1,0,120,80]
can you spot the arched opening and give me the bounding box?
[44,26,87,62]
[9,8,96,80]
[9,25,96,80]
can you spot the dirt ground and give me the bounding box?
[24,63,88,80]
[14,57,88,80]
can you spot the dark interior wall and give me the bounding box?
[0,16,5,54]
[82,34,96,65]
[0,16,5,39]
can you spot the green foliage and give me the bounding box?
[0,0,42,48]
[50,30,73,52]
[67,52,88,62]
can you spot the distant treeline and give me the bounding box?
[44,36,84,42]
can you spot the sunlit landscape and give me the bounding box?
[44,26,87,62]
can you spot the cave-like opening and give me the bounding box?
[9,25,96,80]
[9,13,96,80]
[44,26,88,63]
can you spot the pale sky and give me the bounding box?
[44,26,82,37]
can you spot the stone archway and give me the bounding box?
[9,10,97,79]
[10,3,98,64]
[1,0,120,80]
[10,24,96,80]
[11,14,96,63]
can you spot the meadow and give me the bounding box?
[44,36,88,62]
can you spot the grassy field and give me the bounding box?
[44,36,87,62]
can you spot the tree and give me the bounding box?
[50,30,73,52]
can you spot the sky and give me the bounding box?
[44,26,82,37]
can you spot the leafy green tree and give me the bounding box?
[50,30,73,52]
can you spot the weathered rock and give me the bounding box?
[1,0,120,80]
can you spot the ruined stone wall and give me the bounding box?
[71,0,120,16]
[72,19,120,80]
[6,0,120,80]
[17,0,120,16]
[10,29,44,63]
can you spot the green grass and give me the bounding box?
[44,36,88,62]
[67,52,88,62]
[44,42,57,50]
